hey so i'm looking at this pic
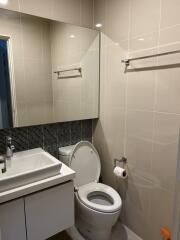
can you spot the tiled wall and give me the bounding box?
[0,119,93,159]
[0,0,94,28]
[93,0,180,239]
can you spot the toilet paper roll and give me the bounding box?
[113,166,127,179]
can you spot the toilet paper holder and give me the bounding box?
[114,157,127,167]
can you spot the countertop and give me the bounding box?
[0,162,75,204]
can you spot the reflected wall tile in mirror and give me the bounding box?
[0,9,23,59]
[70,121,81,145]
[11,127,28,152]
[0,9,99,129]
[14,59,26,103]
[21,15,45,61]
[27,125,43,150]
[57,122,71,147]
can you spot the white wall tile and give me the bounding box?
[0,0,19,11]
[156,68,180,114]
[151,113,180,192]
[52,0,81,25]
[130,0,161,37]
[93,0,179,239]
[80,0,93,28]
[19,0,53,19]
[127,71,156,111]
[0,0,94,28]
[161,0,180,28]
[106,0,131,42]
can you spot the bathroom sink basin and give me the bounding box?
[0,148,61,192]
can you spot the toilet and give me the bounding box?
[59,141,122,240]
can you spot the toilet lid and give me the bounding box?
[70,141,101,189]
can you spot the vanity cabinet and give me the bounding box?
[0,199,26,240]
[25,182,74,240]
[0,181,74,240]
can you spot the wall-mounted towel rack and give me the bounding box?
[121,49,180,66]
[54,67,82,79]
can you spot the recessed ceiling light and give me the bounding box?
[0,0,8,5]
[138,38,144,41]
[95,23,102,28]
[70,35,75,39]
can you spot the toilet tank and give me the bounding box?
[59,145,75,166]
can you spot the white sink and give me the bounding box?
[0,148,62,192]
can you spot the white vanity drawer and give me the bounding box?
[25,181,74,240]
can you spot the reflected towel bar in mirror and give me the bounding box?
[54,67,82,79]
[121,49,180,66]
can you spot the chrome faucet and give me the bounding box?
[0,137,15,173]
[6,136,15,158]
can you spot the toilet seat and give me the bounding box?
[77,182,122,213]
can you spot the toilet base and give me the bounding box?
[76,217,112,240]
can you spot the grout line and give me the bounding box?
[123,0,133,158]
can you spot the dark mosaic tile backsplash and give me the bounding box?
[0,120,93,159]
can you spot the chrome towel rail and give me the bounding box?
[121,49,180,66]
[54,67,82,79]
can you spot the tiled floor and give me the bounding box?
[111,222,142,240]
[49,222,142,240]
[48,231,71,240]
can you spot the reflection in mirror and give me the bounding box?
[0,38,13,129]
[0,9,100,129]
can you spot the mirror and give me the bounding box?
[0,9,100,129]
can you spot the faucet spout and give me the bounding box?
[6,136,15,159]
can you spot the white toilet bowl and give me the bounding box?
[75,182,121,240]
[59,141,122,240]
